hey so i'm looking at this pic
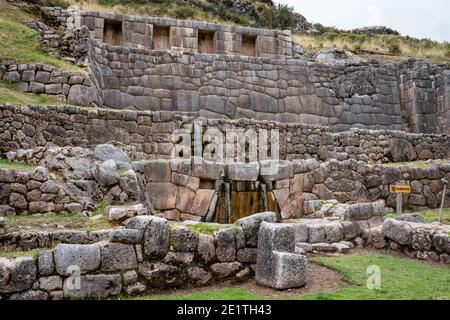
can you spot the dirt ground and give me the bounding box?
[140,262,346,299]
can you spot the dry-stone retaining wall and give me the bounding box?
[1,104,448,163]
[89,39,450,135]
[380,218,450,264]
[0,213,277,300]
[0,63,91,106]
[36,4,450,135]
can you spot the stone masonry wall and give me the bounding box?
[1,104,449,164]
[89,40,450,134]
[0,63,91,106]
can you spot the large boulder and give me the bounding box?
[54,244,101,276]
[170,226,198,252]
[382,219,413,245]
[94,144,130,165]
[388,138,417,162]
[63,274,122,299]
[215,228,236,262]
[92,160,119,187]
[236,212,277,247]
[0,257,37,294]
[138,262,182,288]
[143,216,170,258]
[67,85,92,106]
[256,222,307,290]
[100,243,138,272]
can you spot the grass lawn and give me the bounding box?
[4,212,112,232]
[387,208,450,225]
[0,158,37,172]
[0,0,83,72]
[130,254,450,300]
[0,81,66,106]
[379,160,449,169]
[0,249,38,259]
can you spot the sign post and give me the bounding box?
[439,179,448,223]
[390,185,412,216]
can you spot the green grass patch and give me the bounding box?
[4,212,111,232]
[300,255,450,300]
[185,222,226,236]
[379,160,448,169]
[0,249,39,259]
[0,159,37,172]
[386,208,450,225]
[131,288,262,300]
[0,0,82,72]
[130,254,450,300]
[0,81,65,106]
[416,209,450,225]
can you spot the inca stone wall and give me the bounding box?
[0,63,91,106]
[1,104,449,163]
[89,39,450,134]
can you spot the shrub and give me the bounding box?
[170,5,196,20]
[257,4,298,30]
[24,0,70,8]
[387,39,402,55]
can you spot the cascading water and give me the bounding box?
[213,180,279,223]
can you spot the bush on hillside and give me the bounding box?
[257,4,298,30]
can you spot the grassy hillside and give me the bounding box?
[0,0,82,72]
[0,81,63,105]
[296,33,450,64]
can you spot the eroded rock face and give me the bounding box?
[236,212,277,247]
[63,274,122,299]
[256,222,307,290]
[54,244,101,276]
[0,257,37,294]
[383,219,413,245]
[143,216,170,258]
[138,262,183,288]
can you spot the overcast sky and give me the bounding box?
[276,0,449,42]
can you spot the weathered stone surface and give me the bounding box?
[187,266,212,284]
[124,215,155,230]
[236,212,277,247]
[108,204,148,224]
[226,162,259,181]
[100,243,138,272]
[38,250,54,276]
[260,160,294,182]
[190,189,215,216]
[67,85,91,106]
[92,159,119,187]
[122,270,138,286]
[63,274,122,298]
[94,144,130,164]
[210,262,242,278]
[138,262,182,288]
[237,248,257,263]
[9,290,48,300]
[433,233,449,252]
[395,214,425,223]
[146,182,177,210]
[268,251,307,289]
[143,216,170,258]
[163,251,194,266]
[256,222,306,289]
[108,229,141,244]
[216,228,236,262]
[0,257,37,294]
[54,244,101,276]
[382,219,413,245]
[197,233,216,263]
[143,160,172,182]
[170,226,198,252]
[39,275,63,291]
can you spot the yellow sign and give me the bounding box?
[390,185,411,194]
